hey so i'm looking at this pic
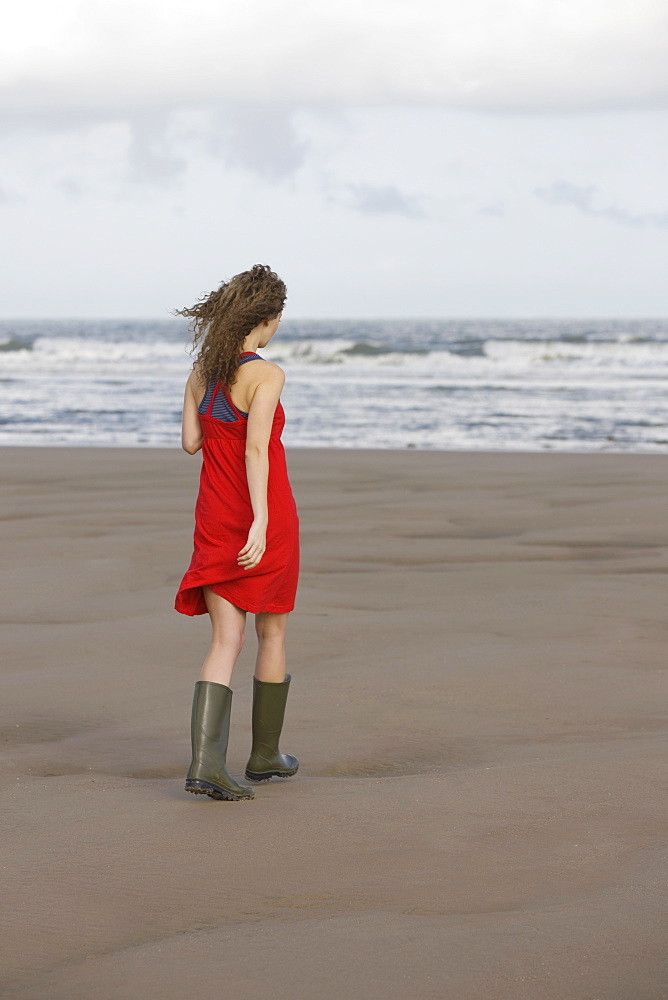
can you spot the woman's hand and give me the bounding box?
[238,519,267,569]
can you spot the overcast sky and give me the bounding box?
[2,0,667,318]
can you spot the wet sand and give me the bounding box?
[1,445,667,999]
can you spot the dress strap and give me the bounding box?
[205,382,221,416]
[201,355,259,416]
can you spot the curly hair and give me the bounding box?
[177,264,287,390]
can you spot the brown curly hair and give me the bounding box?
[177,264,287,390]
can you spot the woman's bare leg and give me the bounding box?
[254,612,289,682]
[199,587,247,687]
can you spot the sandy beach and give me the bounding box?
[1,445,667,999]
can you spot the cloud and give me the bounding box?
[3,2,666,190]
[127,114,186,184]
[535,180,668,227]
[207,107,309,181]
[53,176,86,199]
[0,184,21,204]
[344,183,426,219]
[479,202,505,217]
[2,0,667,120]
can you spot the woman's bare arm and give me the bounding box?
[238,364,285,569]
[181,370,204,454]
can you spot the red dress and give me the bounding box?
[174,353,300,616]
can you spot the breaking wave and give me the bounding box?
[1,318,667,450]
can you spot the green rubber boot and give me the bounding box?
[244,673,299,782]
[185,681,255,801]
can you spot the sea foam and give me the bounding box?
[1,318,667,450]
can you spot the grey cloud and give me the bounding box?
[535,180,668,227]
[479,202,505,217]
[0,184,23,205]
[208,106,308,182]
[1,103,311,191]
[54,176,86,200]
[4,1,667,119]
[345,183,426,219]
[127,115,186,185]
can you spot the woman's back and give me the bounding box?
[195,352,277,419]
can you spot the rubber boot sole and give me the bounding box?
[185,778,254,801]
[245,762,299,782]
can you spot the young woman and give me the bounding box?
[174,264,300,802]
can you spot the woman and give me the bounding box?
[174,264,300,802]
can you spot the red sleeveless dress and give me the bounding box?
[174,353,300,616]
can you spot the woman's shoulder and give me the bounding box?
[188,359,206,382]
[244,358,285,383]
[186,363,210,409]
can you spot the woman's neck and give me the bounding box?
[241,335,262,353]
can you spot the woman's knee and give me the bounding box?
[255,612,288,641]
[212,628,245,656]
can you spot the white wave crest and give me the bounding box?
[0,336,190,370]
[262,338,360,364]
[483,338,668,371]
[2,335,668,385]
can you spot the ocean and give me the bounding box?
[1,317,667,451]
